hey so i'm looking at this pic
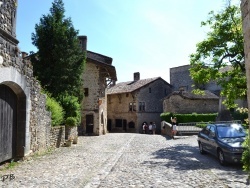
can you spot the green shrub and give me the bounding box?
[231,110,248,124]
[65,117,77,127]
[160,112,218,123]
[196,123,208,128]
[46,95,64,126]
[57,94,81,124]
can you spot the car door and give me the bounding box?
[199,125,210,151]
[206,125,217,155]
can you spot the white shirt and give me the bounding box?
[172,124,177,131]
[149,124,152,130]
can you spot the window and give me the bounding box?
[149,88,151,93]
[133,102,136,111]
[139,102,145,111]
[129,102,133,111]
[129,102,136,111]
[84,88,89,96]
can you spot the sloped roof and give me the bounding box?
[107,77,170,95]
[87,51,112,65]
[165,90,219,100]
[87,51,117,81]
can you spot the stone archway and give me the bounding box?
[0,67,31,160]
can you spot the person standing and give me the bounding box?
[148,122,153,134]
[142,123,147,134]
[152,122,156,135]
[171,117,178,139]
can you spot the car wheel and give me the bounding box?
[218,149,226,166]
[199,142,206,154]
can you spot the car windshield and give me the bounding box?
[217,124,246,138]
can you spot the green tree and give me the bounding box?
[31,0,85,102]
[189,5,245,108]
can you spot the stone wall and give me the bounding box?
[98,96,107,135]
[170,65,194,91]
[0,0,17,37]
[65,126,78,140]
[0,0,52,158]
[81,61,103,135]
[50,126,65,148]
[163,95,219,114]
[107,93,137,132]
[136,79,172,133]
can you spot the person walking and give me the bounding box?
[171,117,178,139]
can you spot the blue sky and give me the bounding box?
[16,0,240,83]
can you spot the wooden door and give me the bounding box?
[86,114,94,133]
[0,85,17,163]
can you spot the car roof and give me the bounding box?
[207,123,242,127]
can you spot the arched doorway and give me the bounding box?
[0,84,17,163]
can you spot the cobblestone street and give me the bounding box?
[0,133,249,188]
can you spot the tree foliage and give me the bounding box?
[31,0,85,102]
[189,5,245,108]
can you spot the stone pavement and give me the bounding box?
[0,133,249,188]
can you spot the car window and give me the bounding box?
[209,126,215,137]
[202,125,210,136]
[217,124,246,138]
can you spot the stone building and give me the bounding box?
[163,90,219,114]
[78,36,117,136]
[168,64,247,117]
[0,1,51,163]
[170,64,221,94]
[106,72,172,133]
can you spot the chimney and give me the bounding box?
[134,72,140,81]
[78,35,87,51]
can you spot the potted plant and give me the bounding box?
[65,136,73,147]
[73,136,78,144]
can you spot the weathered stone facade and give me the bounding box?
[170,65,221,94]
[107,73,172,133]
[78,36,117,136]
[163,90,219,114]
[169,64,247,115]
[0,0,51,162]
[50,126,65,148]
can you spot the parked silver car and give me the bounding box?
[197,123,246,165]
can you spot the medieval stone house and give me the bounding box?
[163,90,219,114]
[0,1,51,163]
[167,64,247,116]
[106,72,172,133]
[78,36,117,136]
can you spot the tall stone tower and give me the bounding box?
[0,0,19,66]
